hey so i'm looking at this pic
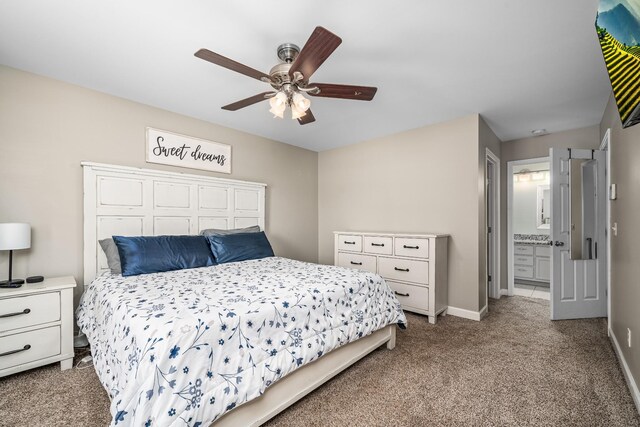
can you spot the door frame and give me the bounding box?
[600,129,611,332]
[486,148,501,301]
[506,156,550,296]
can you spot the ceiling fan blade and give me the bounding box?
[308,83,377,101]
[298,109,316,125]
[289,27,342,81]
[195,48,271,81]
[221,92,274,111]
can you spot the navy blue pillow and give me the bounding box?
[112,235,215,277]
[207,231,274,264]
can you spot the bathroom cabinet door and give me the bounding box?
[535,257,550,281]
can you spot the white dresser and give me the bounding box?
[0,276,76,377]
[334,231,448,324]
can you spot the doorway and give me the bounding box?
[507,157,551,300]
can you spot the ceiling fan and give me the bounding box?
[194,26,377,125]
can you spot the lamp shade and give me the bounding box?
[0,223,31,250]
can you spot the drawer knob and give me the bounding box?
[371,243,385,247]
[403,245,419,249]
[0,308,31,319]
[394,291,410,297]
[343,241,356,245]
[0,344,31,357]
[350,261,363,266]
[394,267,410,272]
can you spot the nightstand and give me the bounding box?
[0,276,76,377]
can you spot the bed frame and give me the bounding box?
[81,162,397,426]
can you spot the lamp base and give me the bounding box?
[0,279,24,288]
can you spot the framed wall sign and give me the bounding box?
[146,127,231,174]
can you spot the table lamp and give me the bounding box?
[0,223,31,287]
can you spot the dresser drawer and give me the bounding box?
[379,257,428,285]
[337,252,377,273]
[535,246,551,257]
[394,237,429,259]
[363,236,393,255]
[514,265,534,279]
[514,245,533,255]
[0,326,61,371]
[387,281,429,311]
[337,234,362,252]
[0,292,61,333]
[514,255,534,266]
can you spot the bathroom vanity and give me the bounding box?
[514,234,551,283]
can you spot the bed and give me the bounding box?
[78,163,405,426]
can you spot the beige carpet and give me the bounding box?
[1,296,638,426]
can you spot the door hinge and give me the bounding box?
[488,226,492,233]
[488,275,492,282]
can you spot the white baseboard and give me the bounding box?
[446,305,483,321]
[500,288,509,297]
[479,304,488,319]
[610,328,640,414]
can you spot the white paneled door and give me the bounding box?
[550,148,607,320]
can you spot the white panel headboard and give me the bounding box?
[82,162,266,286]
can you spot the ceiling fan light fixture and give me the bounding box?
[291,104,306,120]
[269,91,287,109]
[292,92,311,112]
[269,102,286,118]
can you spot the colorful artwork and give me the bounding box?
[596,0,640,128]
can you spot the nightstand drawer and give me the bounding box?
[0,326,61,371]
[379,257,429,285]
[387,281,429,311]
[0,292,61,333]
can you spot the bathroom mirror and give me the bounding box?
[570,158,598,260]
[536,185,550,230]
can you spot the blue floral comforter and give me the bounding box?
[76,257,406,426]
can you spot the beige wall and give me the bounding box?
[478,117,501,308]
[318,114,484,312]
[499,126,601,289]
[0,66,318,305]
[600,93,640,398]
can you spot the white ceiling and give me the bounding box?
[0,0,612,151]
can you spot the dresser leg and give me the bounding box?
[60,358,73,371]
[429,315,436,325]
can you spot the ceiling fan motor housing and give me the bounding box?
[277,43,299,63]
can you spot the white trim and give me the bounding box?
[486,148,501,301]
[507,156,550,298]
[446,305,483,321]
[600,129,612,333]
[610,328,640,414]
[500,288,509,296]
[479,303,488,319]
[600,128,611,150]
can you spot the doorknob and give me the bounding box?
[554,241,565,247]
